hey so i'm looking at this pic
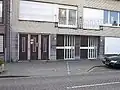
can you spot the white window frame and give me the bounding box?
[58,5,78,28]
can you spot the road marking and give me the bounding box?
[66,62,70,75]
[67,82,120,89]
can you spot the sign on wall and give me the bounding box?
[105,37,120,54]
[19,1,58,22]
[83,8,104,29]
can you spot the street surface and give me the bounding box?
[1,70,120,90]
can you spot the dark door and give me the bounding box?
[80,49,88,59]
[30,35,38,60]
[41,35,49,60]
[19,34,28,60]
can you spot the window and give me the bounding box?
[104,10,108,24]
[0,35,3,53]
[0,0,3,23]
[119,12,120,26]
[69,9,77,25]
[22,37,26,52]
[32,37,36,52]
[58,7,77,27]
[59,8,67,25]
[110,11,118,26]
[104,10,120,26]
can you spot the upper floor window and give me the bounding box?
[104,10,108,24]
[110,11,118,26]
[0,0,3,23]
[58,6,77,28]
[69,9,76,25]
[59,8,67,25]
[104,10,120,26]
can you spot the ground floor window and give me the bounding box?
[0,35,3,53]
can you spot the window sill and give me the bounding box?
[101,24,120,28]
[58,24,77,29]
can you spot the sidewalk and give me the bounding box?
[0,59,103,77]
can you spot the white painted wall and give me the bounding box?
[19,1,59,22]
[83,8,104,29]
[105,37,120,54]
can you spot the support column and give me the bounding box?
[50,34,56,60]
[75,35,80,60]
[38,35,41,59]
[28,34,30,60]
[98,36,105,59]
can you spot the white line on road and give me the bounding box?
[66,62,70,75]
[67,82,120,89]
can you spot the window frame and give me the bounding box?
[103,10,120,27]
[58,5,77,28]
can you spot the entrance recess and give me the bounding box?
[41,35,49,60]
[30,35,38,60]
[80,36,98,59]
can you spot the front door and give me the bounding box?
[30,35,38,60]
[41,35,49,60]
[19,34,28,60]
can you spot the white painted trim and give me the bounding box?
[67,82,120,89]
[58,5,77,10]
[80,47,89,49]
[18,33,19,60]
[49,35,51,60]
[56,46,75,49]
[108,11,110,24]
[58,23,77,28]
[88,37,89,59]
[38,35,41,59]
[28,34,30,60]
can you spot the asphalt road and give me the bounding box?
[1,70,120,90]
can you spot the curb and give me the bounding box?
[87,65,105,72]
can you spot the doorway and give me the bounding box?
[19,34,28,60]
[30,35,38,60]
[41,35,49,60]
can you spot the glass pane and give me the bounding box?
[104,10,108,24]
[119,12,120,26]
[69,9,76,25]
[72,49,74,58]
[22,37,26,52]
[70,49,72,58]
[65,49,67,58]
[59,8,67,25]
[33,37,36,52]
[110,11,118,26]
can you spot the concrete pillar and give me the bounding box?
[38,35,41,59]
[50,34,56,60]
[75,35,80,60]
[28,34,30,60]
[98,36,105,59]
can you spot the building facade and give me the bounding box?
[9,0,120,62]
[0,0,10,62]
